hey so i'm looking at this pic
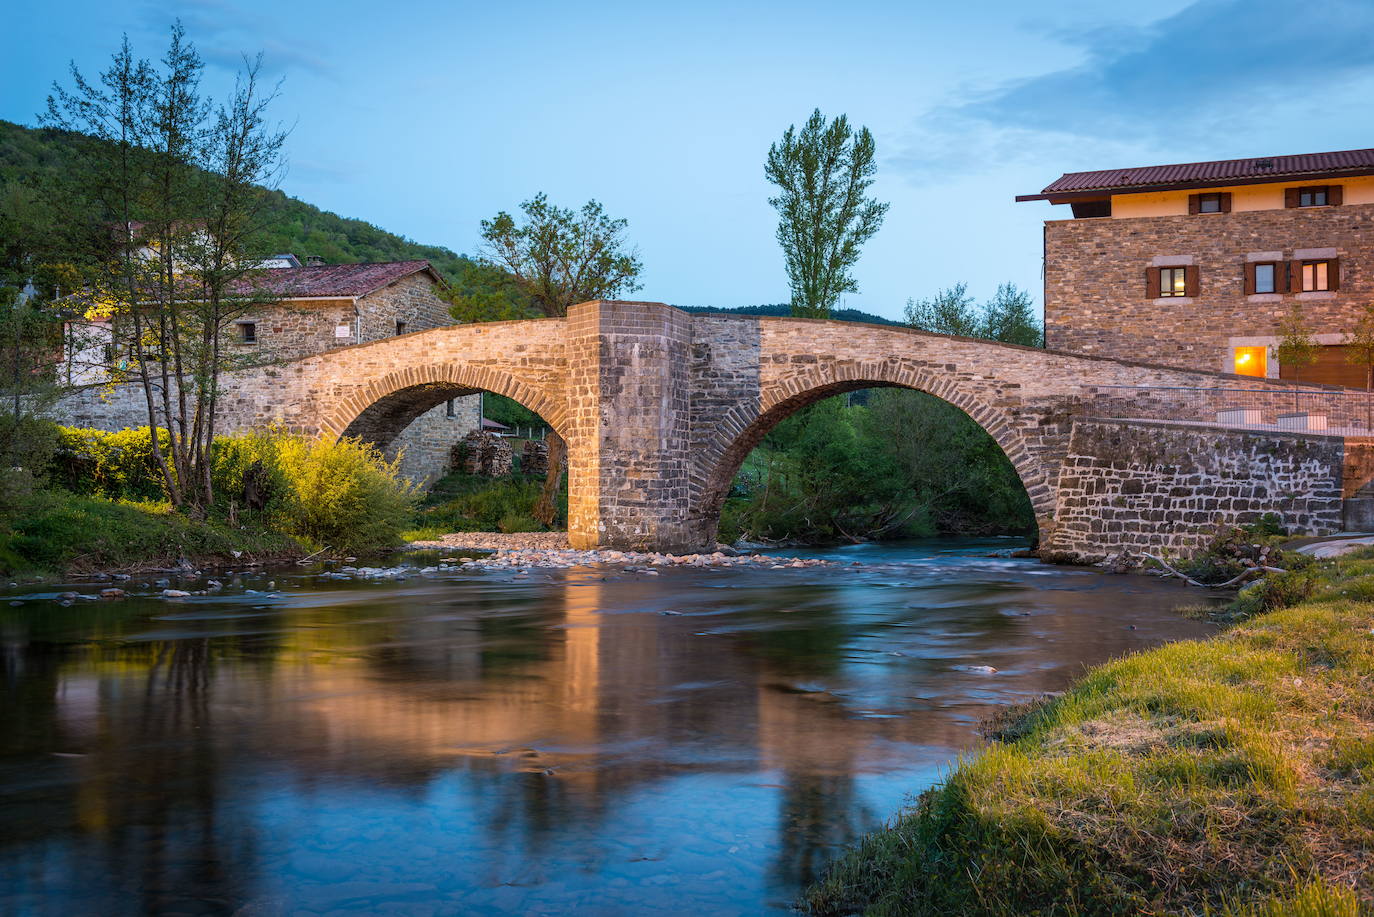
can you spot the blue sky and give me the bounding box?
[5,0,1373,320]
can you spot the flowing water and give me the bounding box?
[0,538,1214,916]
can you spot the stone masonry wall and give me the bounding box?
[1044,203,1374,374]
[1045,418,1345,561]
[390,395,481,485]
[565,301,696,552]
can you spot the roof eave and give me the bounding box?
[1017,166,1374,204]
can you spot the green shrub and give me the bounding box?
[0,413,60,475]
[210,431,290,519]
[271,434,417,553]
[50,425,170,500]
[412,472,560,534]
[497,511,541,533]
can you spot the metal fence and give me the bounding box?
[1082,385,1374,436]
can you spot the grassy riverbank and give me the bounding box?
[0,424,417,577]
[804,553,1374,916]
[0,488,304,575]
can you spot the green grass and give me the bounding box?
[803,550,1374,916]
[403,471,561,540]
[0,488,302,575]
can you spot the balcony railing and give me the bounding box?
[1081,384,1374,437]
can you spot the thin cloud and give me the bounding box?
[139,0,336,79]
[894,0,1374,180]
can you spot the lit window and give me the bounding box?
[239,322,257,343]
[1299,187,1328,207]
[1301,261,1330,292]
[1233,346,1267,377]
[1159,267,1188,297]
[1254,263,1276,294]
[1198,193,1223,213]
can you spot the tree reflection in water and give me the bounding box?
[0,545,1213,914]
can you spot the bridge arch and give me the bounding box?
[690,362,1055,543]
[317,362,569,450]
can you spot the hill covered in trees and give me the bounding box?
[677,302,902,326]
[0,119,474,282]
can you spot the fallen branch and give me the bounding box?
[1142,553,1287,588]
[295,546,330,566]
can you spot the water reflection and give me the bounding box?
[0,540,1213,915]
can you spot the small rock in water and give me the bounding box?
[955,664,999,674]
[99,588,125,600]
[161,589,191,598]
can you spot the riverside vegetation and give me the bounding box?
[803,533,1374,916]
[0,420,417,575]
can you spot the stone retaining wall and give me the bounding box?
[1045,419,1346,562]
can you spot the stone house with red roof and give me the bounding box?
[63,257,480,484]
[1018,148,1374,387]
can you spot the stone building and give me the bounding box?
[1019,148,1374,386]
[61,257,481,484]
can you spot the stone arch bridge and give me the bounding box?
[61,300,1368,559]
[176,299,1365,560]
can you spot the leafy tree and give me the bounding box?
[472,193,643,523]
[1274,304,1320,412]
[475,193,641,318]
[765,109,888,318]
[981,282,1042,346]
[43,24,288,512]
[904,283,979,337]
[441,260,538,324]
[1342,303,1374,391]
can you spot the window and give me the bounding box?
[1233,346,1267,378]
[395,320,407,336]
[1071,199,1111,218]
[1189,192,1230,214]
[239,322,257,343]
[1159,266,1188,297]
[1254,263,1276,294]
[446,399,455,418]
[1301,260,1331,292]
[1299,187,1328,207]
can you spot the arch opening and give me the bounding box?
[321,364,566,491]
[694,378,1050,548]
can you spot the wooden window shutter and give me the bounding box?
[1184,265,1200,298]
[1188,194,1201,215]
[1146,266,1161,299]
[1219,192,1232,212]
[1289,260,1305,293]
[1329,185,1343,206]
[1243,262,1255,295]
[1285,187,1301,208]
[1329,258,1341,291]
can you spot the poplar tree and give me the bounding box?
[765,109,888,319]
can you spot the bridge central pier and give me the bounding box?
[564,300,706,552]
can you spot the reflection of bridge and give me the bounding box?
[61,300,1374,558]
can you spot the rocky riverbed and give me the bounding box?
[405,532,834,573]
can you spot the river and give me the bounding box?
[0,538,1215,916]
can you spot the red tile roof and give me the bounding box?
[251,260,440,298]
[1018,148,1374,201]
